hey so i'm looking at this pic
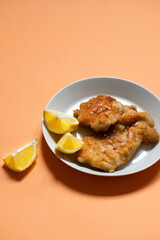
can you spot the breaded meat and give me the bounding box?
[120,106,155,127]
[77,110,159,173]
[74,95,123,132]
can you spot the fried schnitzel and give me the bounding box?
[74,95,123,132]
[77,109,159,173]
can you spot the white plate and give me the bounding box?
[42,77,160,176]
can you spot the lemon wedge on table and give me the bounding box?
[55,133,84,154]
[43,109,79,134]
[3,139,38,172]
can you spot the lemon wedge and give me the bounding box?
[55,133,84,154]
[3,139,38,172]
[43,109,79,134]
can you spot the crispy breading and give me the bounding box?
[74,95,123,132]
[77,110,159,173]
[120,109,155,127]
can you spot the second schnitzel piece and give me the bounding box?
[74,95,123,132]
[77,111,159,173]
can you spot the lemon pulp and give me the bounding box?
[43,110,79,134]
[3,139,38,172]
[55,133,84,154]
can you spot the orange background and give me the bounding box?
[0,0,160,239]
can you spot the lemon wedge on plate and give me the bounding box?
[43,109,79,134]
[3,139,38,172]
[55,133,84,154]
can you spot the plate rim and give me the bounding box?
[46,76,160,108]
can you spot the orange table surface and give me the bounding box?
[0,1,160,240]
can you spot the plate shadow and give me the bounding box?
[41,133,160,196]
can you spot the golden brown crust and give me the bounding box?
[73,95,123,132]
[77,109,159,173]
[77,126,142,173]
